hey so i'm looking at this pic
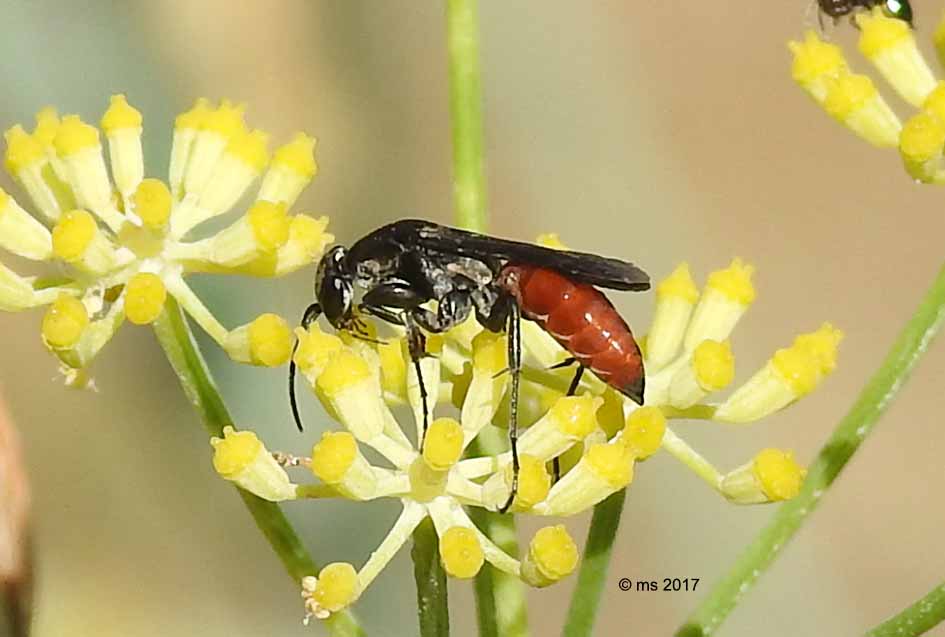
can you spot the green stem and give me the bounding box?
[865,582,945,637]
[446,1,523,636]
[447,0,487,233]
[677,264,945,637]
[562,489,627,637]
[467,435,529,637]
[412,518,450,637]
[152,297,363,637]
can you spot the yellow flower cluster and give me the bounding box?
[789,7,945,181]
[211,246,839,621]
[0,96,333,384]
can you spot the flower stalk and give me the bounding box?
[866,581,945,637]
[676,263,945,637]
[562,489,626,637]
[445,1,525,636]
[152,297,363,637]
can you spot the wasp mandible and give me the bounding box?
[289,219,650,512]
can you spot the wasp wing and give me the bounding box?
[392,219,650,291]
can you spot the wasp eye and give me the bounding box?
[884,0,913,25]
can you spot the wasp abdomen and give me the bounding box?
[499,265,645,404]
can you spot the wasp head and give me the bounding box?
[315,245,355,330]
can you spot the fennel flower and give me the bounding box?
[1,96,332,385]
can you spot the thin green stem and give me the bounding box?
[447,0,487,233]
[866,582,945,637]
[447,2,525,636]
[467,434,529,637]
[677,264,945,637]
[562,489,627,637]
[152,297,363,637]
[412,518,450,637]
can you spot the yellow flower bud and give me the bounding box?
[132,179,172,229]
[42,293,89,349]
[521,525,579,587]
[439,527,484,579]
[423,418,464,471]
[623,406,666,459]
[124,273,167,325]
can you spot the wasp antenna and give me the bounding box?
[289,340,305,432]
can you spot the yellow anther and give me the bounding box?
[439,527,484,579]
[771,346,819,396]
[41,293,88,349]
[753,448,805,501]
[548,394,600,438]
[210,426,296,501]
[124,272,167,325]
[536,233,567,250]
[32,107,60,147]
[272,132,318,177]
[585,443,634,488]
[794,322,843,375]
[210,426,263,477]
[248,313,292,366]
[472,329,507,372]
[706,258,755,305]
[248,201,290,252]
[202,100,246,138]
[900,112,945,164]
[522,525,579,587]
[286,214,333,260]
[227,129,270,171]
[313,563,359,612]
[772,324,842,396]
[175,98,212,131]
[53,115,100,156]
[824,73,878,120]
[692,339,735,392]
[857,8,910,59]
[511,454,551,509]
[623,406,666,459]
[51,209,96,261]
[311,431,357,484]
[4,125,45,174]
[317,350,372,395]
[423,418,464,471]
[132,179,172,228]
[657,262,699,303]
[294,325,344,376]
[100,94,142,133]
[788,31,847,87]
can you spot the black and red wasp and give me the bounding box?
[289,219,650,511]
[817,0,913,26]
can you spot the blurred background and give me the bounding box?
[0,1,943,635]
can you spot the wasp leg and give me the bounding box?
[289,302,323,432]
[548,356,578,371]
[499,300,522,514]
[553,365,586,483]
[411,289,473,333]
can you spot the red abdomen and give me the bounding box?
[498,264,645,404]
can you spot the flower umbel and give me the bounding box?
[211,244,840,620]
[789,8,945,181]
[1,96,332,384]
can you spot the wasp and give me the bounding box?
[817,0,913,26]
[289,219,650,511]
